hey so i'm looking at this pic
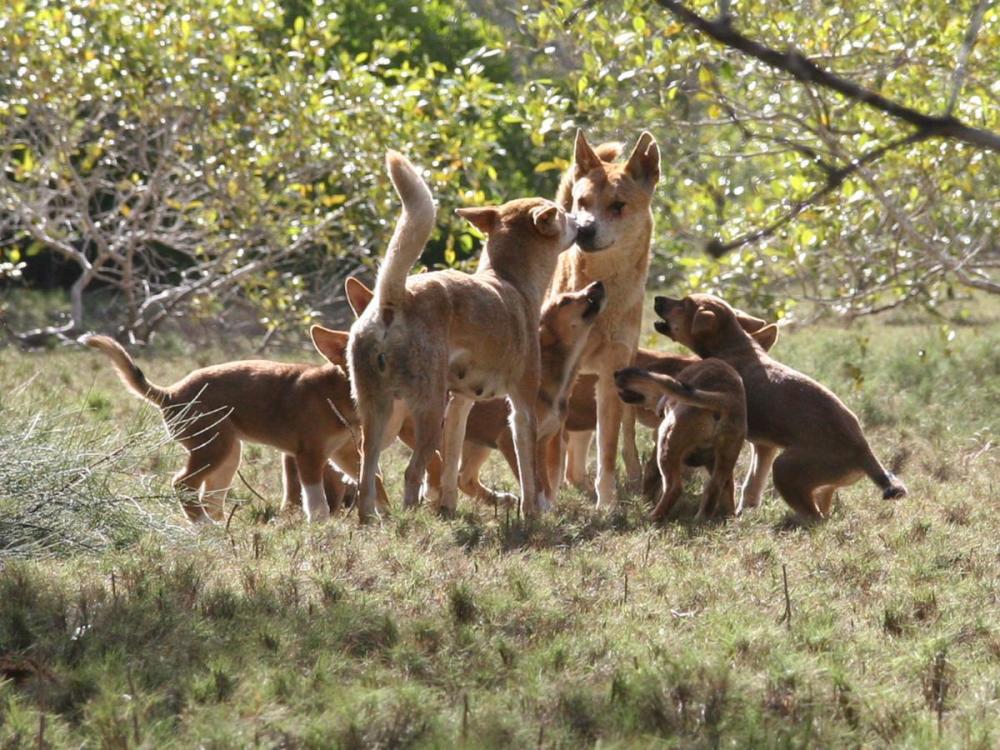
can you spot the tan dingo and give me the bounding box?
[347,151,577,521]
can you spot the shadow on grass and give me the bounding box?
[0,550,407,743]
[440,485,742,555]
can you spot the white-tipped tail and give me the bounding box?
[374,151,436,310]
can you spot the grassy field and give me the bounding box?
[1,301,998,748]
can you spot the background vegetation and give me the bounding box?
[2,0,997,343]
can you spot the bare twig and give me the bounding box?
[826,130,1000,296]
[778,563,792,629]
[705,131,930,256]
[462,693,470,740]
[564,0,605,26]
[946,0,990,115]
[237,469,270,506]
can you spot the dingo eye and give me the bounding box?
[609,201,626,216]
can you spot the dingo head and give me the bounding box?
[559,130,660,254]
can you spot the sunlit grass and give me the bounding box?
[0,303,997,748]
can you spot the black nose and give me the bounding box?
[653,296,672,316]
[577,222,596,242]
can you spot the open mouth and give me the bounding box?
[653,320,672,337]
[614,369,645,403]
[653,296,679,317]
[614,367,643,389]
[617,388,645,405]
[582,283,606,320]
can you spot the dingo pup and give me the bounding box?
[615,360,747,520]
[559,322,777,496]
[81,330,385,523]
[654,294,907,518]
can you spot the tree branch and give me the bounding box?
[705,131,931,257]
[829,132,1000,296]
[946,0,990,116]
[650,0,1000,152]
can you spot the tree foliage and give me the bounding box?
[1,0,997,343]
[0,0,556,342]
[515,0,1000,316]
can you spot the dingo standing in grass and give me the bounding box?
[615,359,748,521]
[347,151,578,522]
[559,320,777,504]
[344,277,606,511]
[436,281,606,509]
[653,293,907,518]
[547,130,660,509]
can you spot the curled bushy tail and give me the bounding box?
[79,334,169,407]
[374,151,436,310]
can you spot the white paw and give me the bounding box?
[306,505,331,523]
[595,475,618,510]
[536,491,553,513]
[303,483,331,523]
[421,480,441,505]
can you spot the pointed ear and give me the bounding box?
[531,204,560,237]
[734,309,768,334]
[751,323,779,352]
[573,129,603,179]
[691,307,718,338]
[310,325,350,365]
[625,131,660,188]
[344,277,374,318]
[456,207,499,235]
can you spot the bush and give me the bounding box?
[0,0,565,342]
[0,391,184,558]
